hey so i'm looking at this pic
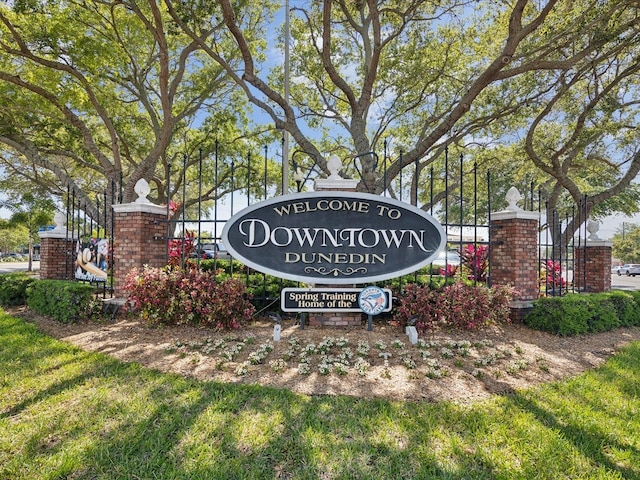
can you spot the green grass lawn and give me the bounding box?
[1,310,639,480]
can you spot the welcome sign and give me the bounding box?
[222,191,445,285]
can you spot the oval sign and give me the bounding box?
[222,191,445,285]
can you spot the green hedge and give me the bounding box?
[523,292,640,336]
[26,280,99,323]
[0,272,36,307]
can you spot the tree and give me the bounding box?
[0,0,262,231]
[0,219,29,257]
[0,193,54,271]
[167,0,640,242]
[612,223,640,263]
[1,0,639,251]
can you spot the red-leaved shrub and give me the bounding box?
[392,283,441,331]
[123,266,254,329]
[541,259,566,290]
[459,244,488,282]
[393,282,516,332]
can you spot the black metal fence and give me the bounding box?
[165,142,590,304]
[538,196,590,296]
[65,182,118,298]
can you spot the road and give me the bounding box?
[0,261,40,274]
[611,272,640,291]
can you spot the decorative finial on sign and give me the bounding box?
[134,178,151,203]
[505,187,523,211]
[327,154,343,180]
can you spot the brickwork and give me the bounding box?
[308,313,363,327]
[489,216,540,301]
[574,244,612,293]
[112,209,167,296]
[39,236,75,280]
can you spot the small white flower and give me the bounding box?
[297,362,311,375]
[375,340,387,350]
[269,358,287,373]
[235,361,250,376]
[354,358,370,376]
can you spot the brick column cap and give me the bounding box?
[39,229,77,240]
[581,240,613,247]
[314,178,359,190]
[491,209,540,221]
[113,202,167,216]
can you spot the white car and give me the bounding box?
[431,250,461,266]
[618,264,640,276]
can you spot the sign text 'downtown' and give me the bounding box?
[222,192,445,284]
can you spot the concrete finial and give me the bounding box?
[505,187,523,211]
[327,154,343,180]
[134,178,151,203]
[53,211,67,231]
[587,220,601,241]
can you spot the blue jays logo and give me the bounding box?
[358,286,387,315]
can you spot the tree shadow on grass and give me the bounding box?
[5,313,640,479]
[506,345,640,479]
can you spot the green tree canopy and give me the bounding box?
[0,192,54,270]
[0,0,275,228]
[612,223,640,263]
[0,0,639,248]
[167,0,640,241]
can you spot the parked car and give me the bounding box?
[0,252,26,262]
[191,243,232,260]
[618,264,640,276]
[611,265,621,274]
[431,250,461,266]
[190,248,215,259]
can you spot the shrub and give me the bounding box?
[123,266,255,329]
[439,283,515,330]
[459,244,488,282]
[26,280,99,323]
[0,272,35,306]
[585,294,620,333]
[393,282,516,332]
[523,295,591,335]
[392,283,441,331]
[167,229,196,268]
[523,293,633,336]
[616,291,640,326]
[540,260,566,290]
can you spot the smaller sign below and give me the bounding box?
[281,287,393,313]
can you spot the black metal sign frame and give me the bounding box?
[222,191,446,285]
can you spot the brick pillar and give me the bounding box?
[38,212,76,280]
[489,188,540,321]
[307,156,362,327]
[38,235,76,280]
[112,182,167,297]
[574,225,612,293]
